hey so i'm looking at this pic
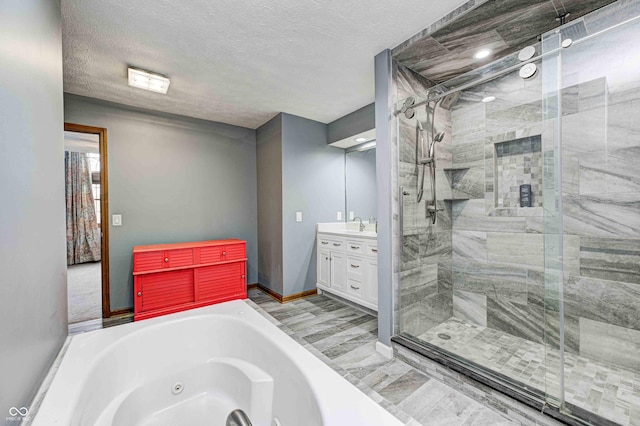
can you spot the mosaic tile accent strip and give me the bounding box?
[494,136,543,208]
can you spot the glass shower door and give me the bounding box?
[542,5,640,424]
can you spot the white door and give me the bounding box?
[330,251,346,292]
[318,247,331,287]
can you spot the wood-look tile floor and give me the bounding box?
[247,289,518,425]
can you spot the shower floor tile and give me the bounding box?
[416,317,640,426]
[248,289,519,426]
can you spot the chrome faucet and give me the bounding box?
[226,409,252,426]
[353,217,365,232]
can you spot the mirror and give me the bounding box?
[345,143,377,222]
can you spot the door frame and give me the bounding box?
[64,122,111,318]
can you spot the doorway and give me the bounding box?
[64,123,110,324]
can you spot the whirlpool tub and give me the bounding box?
[32,300,402,425]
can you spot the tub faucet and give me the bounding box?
[353,217,365,232]
[226,409,252,426]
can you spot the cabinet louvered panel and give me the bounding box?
[196,262,244,302]
[133,239,247,321]
[200,245,223,264]
[167,248,193,269]
[139,269,194,312]
[134,251,166,272]
[222,244,246,262]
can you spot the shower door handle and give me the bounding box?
[400,186,408,246]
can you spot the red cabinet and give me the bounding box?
[133,239,247,321]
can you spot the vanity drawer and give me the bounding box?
[347,278,365,298]
[346,240,366,255]
[318,235,345,251]
[366,243,378,257]
[346,256,364,280]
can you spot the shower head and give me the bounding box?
[438,92,461,110]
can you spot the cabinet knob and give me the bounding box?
[241,274,245,279]
[222,252,226,256]
[164,258,169,263]
[137,292,142,297]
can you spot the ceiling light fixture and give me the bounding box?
[474,49,492,59]
[481,96,496,103]
[354,137,368,142]
[128,67,171,94]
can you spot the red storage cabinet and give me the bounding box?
[133,239,247,321]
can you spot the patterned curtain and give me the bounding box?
[65,152,101,265]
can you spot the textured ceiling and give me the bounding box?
[392,0,617,84]
[62,0,469,129]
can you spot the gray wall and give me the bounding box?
[281,113,345,296]
[256,115,284,295]
[327,103,375,144]
[64,94,258,310]
[346,148,377,221]
[0,0,67,420]
[375,50,394,345]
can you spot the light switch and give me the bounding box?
[112,214,122,226]
[296,211,302,222]
[337,211,342,220]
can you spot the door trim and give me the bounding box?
[64,122,111,318]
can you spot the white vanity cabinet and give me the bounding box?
[317,231,377,311]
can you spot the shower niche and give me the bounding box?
[492,135,543,210]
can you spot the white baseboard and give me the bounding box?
[376,341,393,359]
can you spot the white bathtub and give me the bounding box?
[33,300,402,426]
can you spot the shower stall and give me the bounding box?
[393,2,640,425]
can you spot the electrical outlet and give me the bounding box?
[337,211,342,220]
[349,211,354,220]
[112,214,122,226]
[296,211,302,222]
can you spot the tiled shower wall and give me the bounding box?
[396,62,455,338]
[450,69,640,370]
[396,0,640,373]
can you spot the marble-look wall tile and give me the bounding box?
[451,138,484,169]
[419,229,452,264]
[562,192,640,237]
[452,167,484,199]
[579,317,640,371]
[453,199,527,232]
[452,230,487,262]
[562,274,640,330]
[580,236,640,284]
[453,260,527,304]
[400,264,439,307]
[486,298,544,344]
[486,232,544,268]
[453,290,487,326]
[438,261,453,293]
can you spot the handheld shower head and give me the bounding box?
[434,131,445,143]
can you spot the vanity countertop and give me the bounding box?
[318,229,377,240]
